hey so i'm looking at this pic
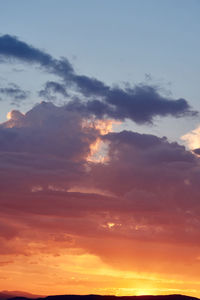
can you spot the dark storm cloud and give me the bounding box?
[0,34,197,123]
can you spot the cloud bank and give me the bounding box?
[0,34,197,123]
[0,102,200,279]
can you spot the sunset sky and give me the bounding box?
[1,0,200,297]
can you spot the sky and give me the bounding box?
[1,0,200,297]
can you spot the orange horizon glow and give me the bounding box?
[1,251,200,297]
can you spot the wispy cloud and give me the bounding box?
[0,83,29,104]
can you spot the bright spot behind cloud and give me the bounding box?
[84,119,121,163]
[181,125,200,150]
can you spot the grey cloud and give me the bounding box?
[39,81,68,100]
[91,130,197,196]
[0,34,197,123]
[0,84,29,102]
[0,102,97,160]
[193,148,200,155]
[0,34,73,76]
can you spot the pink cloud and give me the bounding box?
[1,102,200,283]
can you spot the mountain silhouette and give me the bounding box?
[1,293,198,300]
[0,291,42,300]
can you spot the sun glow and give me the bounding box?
[134,288,156,296]
[1,244,200,297]
[181,126,200,150]
[6,111,12,120]
[93,119,121,135]
[83,118,121,162]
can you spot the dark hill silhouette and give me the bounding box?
[0,291,42,300]
[0,292,11,300]
[3,294,199,300]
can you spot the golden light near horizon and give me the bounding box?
[1,250,200,297]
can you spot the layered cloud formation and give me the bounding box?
[1,101,200,293]
[1,35,200,296]
[0,34,197,123]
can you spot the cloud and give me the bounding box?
[0,83,29,103]
[193,148,200,155]
[39,81,68,100]
[1,103,200,273]
[92,130,196,195]
[104,85,196,123]
[0,34,197,123]
[0,34,73,75]
[67,85,196,124]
